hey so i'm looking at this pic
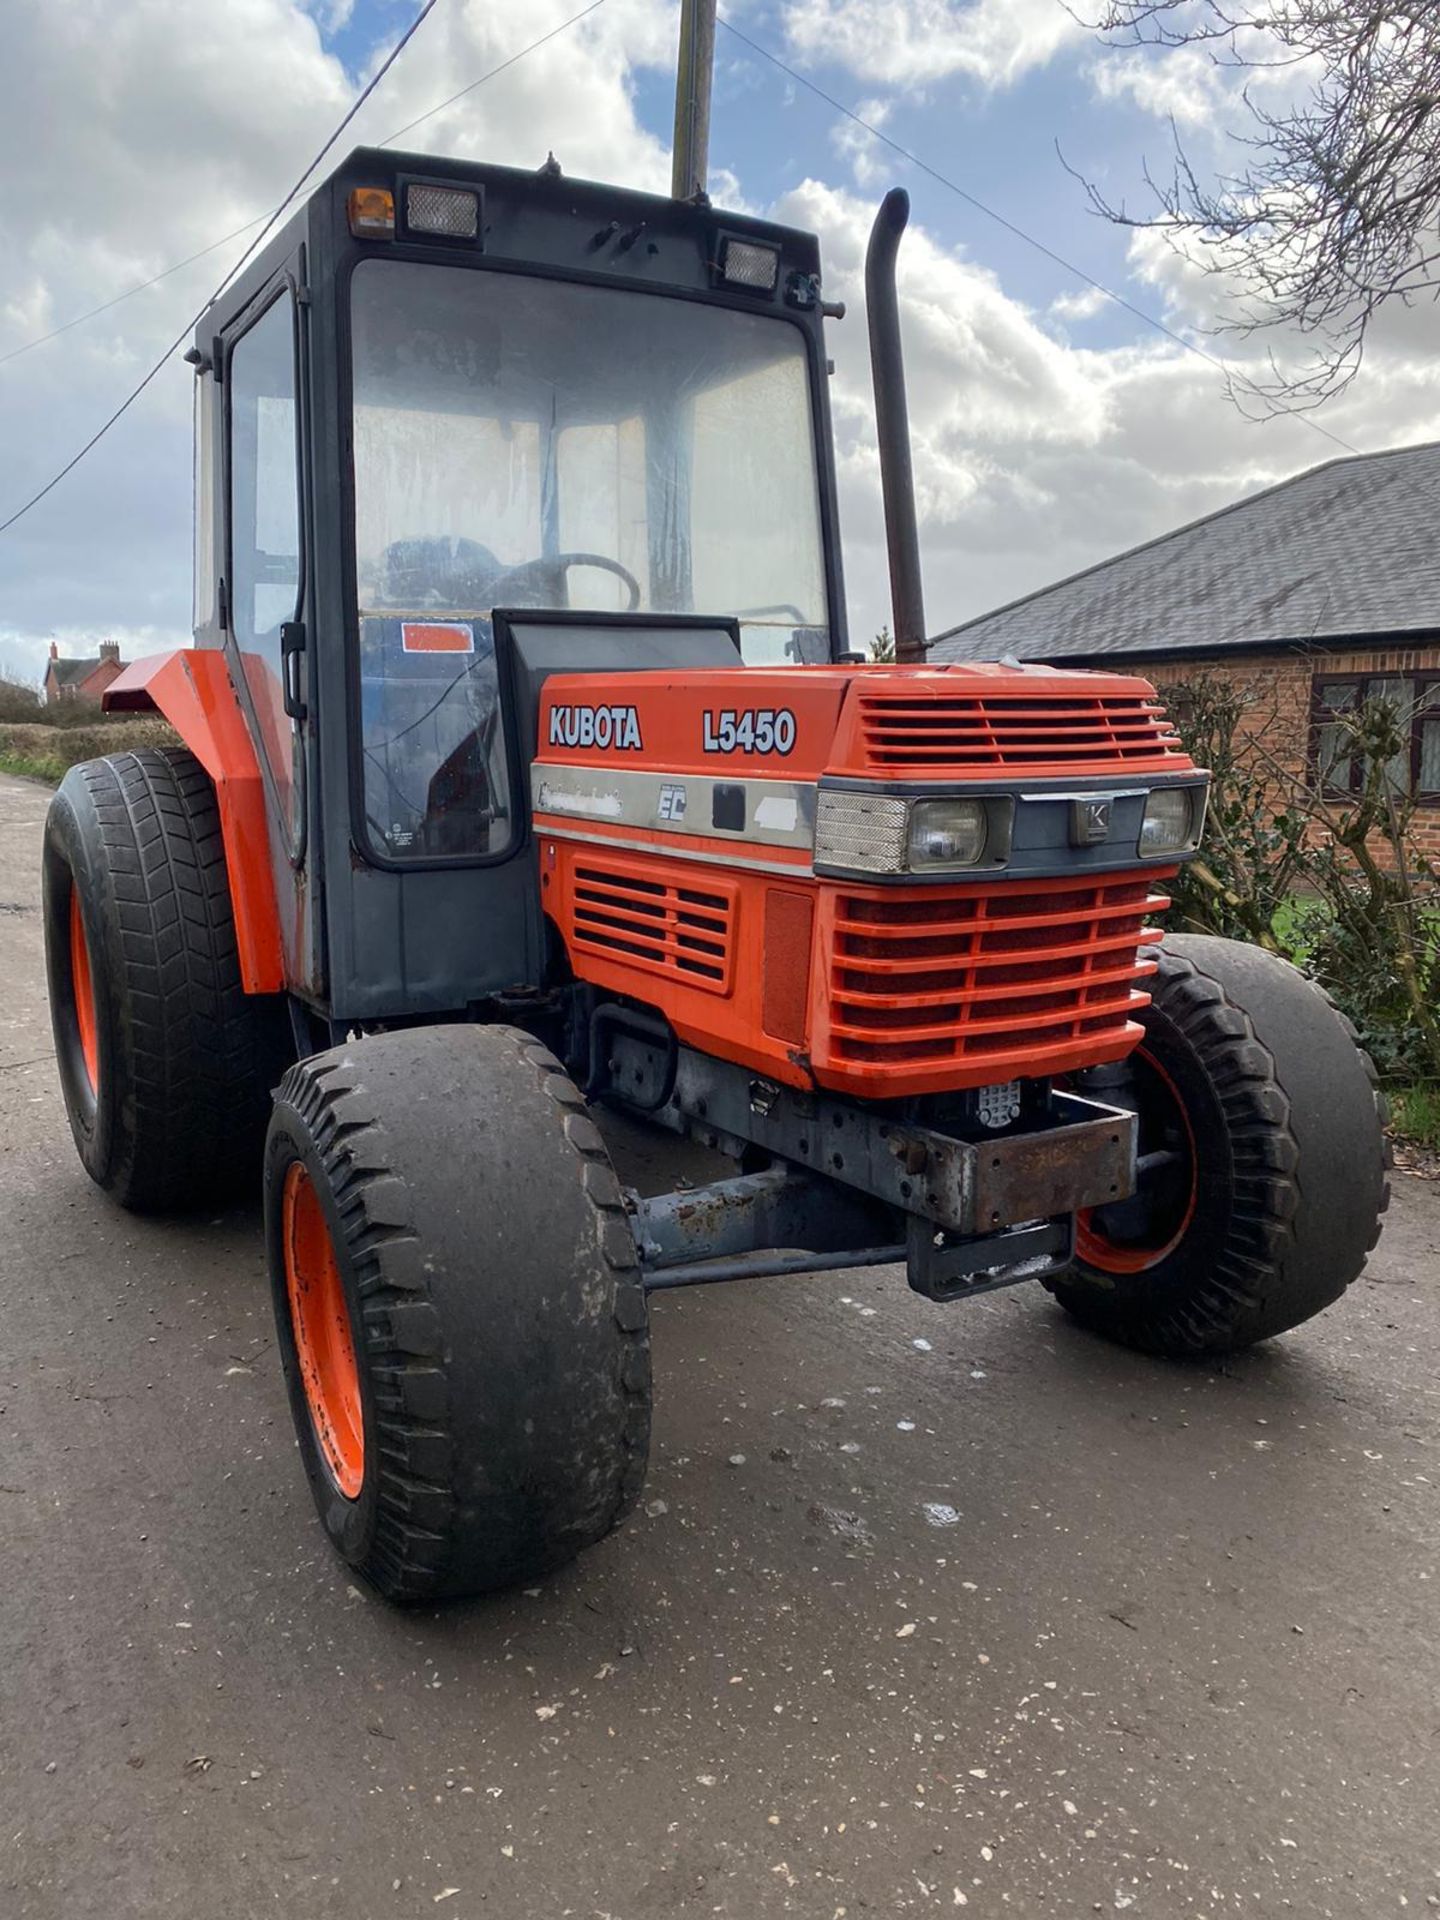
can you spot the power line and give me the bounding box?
[0,0,440,538]
[3,0,1357,535]
[715,16,1362,459]
[0,219,269,369]
[382,0,606,145]
[0,0,607,376]
[190,0,443,328]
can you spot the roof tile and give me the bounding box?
[930,442,1440,663]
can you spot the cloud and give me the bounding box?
[0,0,679,683]
[830,97,894,189]
[307,0,357,32]
[768,180,1440,648]
[783,0,1084,90]
[2,0,1437,695]
[1087,27,1318,131]
[1049,285,1109,322]
[1087,44,1232,129]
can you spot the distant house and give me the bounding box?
[43,640,125,706]
[929,443,1440,851]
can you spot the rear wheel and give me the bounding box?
[1053,934,1389,1355]
[264,1024,651,1602]
[43,748,290,1210]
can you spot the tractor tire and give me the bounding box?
[42,747,290,1211]
[1051,933,1389,1357]
[263,1024,651,1602]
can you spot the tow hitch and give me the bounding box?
[624,1054,1137,1300]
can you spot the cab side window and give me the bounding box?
[228,293,301,826]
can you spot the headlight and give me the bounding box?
[908,797,988,869]
[1139,785,1203,856]
[814,792,1008,876]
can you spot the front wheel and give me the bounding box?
[264,1024,651,1602]
[1052,934,1389,1356]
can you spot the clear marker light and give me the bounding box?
[721,237,780,291]
[407,185,479,240]
[813,792,909,873]
[1139,785,1203,856]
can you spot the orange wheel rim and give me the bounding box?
[282,1162,365,1498]
[1076,1047,1198,1276]
[69,889,99,1095]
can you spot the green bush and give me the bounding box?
[0,677,45,724]
[1161,672,1440,1127]
[0,672,156,730]
[1160,676,1306,951]
[45,697,147,731]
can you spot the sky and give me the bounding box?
[2,0,1438,684]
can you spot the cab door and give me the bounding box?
[221,259,318,995]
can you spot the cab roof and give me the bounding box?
[196,143,827,352]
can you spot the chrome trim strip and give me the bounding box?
[531,762,817,849]
[1017,788,1147,804]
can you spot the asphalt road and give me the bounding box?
[1,767,1437,1920]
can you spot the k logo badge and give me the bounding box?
[1070,797,1113,847]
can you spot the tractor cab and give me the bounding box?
[186,147,845,1016]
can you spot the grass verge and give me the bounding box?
[1390,1084,1440,1154]
[0,749,69,784]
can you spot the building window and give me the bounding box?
[1314,674,1440,801]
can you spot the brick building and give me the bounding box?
[43,639,125,706]
[930,443,1440,854]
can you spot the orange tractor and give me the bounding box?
[43,149,1386,1600]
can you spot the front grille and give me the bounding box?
[570,860,735,994]
[825,875,1166,1069]
[857,689,1184,772]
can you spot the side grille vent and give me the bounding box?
[571,860,736,995]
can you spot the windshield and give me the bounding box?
[349,259,830,860]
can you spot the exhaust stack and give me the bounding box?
[866,189,927,664]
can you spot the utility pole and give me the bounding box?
[671,0,716,201]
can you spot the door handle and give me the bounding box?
[281,620,307,722]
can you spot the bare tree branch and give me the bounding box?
[1075,1,1440,408]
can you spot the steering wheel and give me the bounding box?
[487,551,642,613]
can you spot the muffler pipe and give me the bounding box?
[865,188,927,664]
